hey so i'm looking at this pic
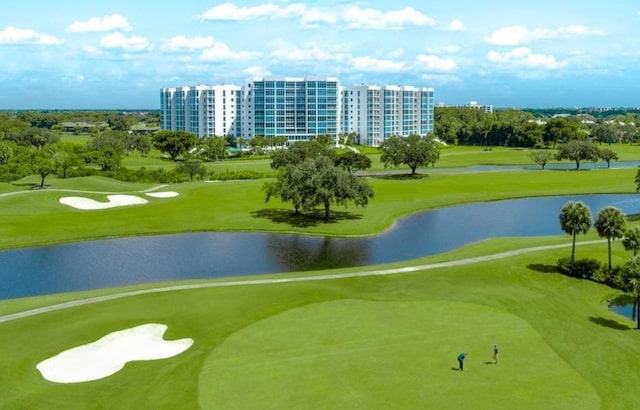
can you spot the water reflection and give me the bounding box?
[2,193,640,300]
[266,236,370,271]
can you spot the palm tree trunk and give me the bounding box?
[637,295,640,330]
[607,238,612,269]
[571,232,576,261]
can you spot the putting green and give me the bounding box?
[198,299,599,409]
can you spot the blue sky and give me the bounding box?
[1,0,639,109]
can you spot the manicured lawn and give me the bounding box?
[2,146,640,408]
[0,240,637,409]
[0,167,636,249]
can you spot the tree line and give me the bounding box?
[435,107,640,147]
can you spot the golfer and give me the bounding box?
[457,352,467,371]
[493,344,499,364]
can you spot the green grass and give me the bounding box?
[0,167,636,249]
[2,145,640,408]
[0,240,637,409]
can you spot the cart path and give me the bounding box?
[0,184,169,198]
[0,239,605,324]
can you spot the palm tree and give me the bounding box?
[559,201,592,261]
[622,257,640,329]
[622,226,640,257]
[594,206,626,269]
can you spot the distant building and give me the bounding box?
[463,101,493,113]
[160,77,434,147]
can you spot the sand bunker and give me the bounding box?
[60,195,148,210]
[36,323,193,383]
[145,191,179,198]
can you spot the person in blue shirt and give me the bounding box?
[457,352,468,371]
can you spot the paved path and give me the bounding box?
[0,184,169,198]
[0,239,605,324]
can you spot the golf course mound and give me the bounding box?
[198,299,599,409]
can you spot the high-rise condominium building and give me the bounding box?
[245,76,339,142]
[161,77,434,147]
[341,85,434,146]
[160,85,242,137]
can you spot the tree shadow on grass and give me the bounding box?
[527,263,559,274]
[588,316,630,330]
[369,173,429,180]
[251,208,363,228]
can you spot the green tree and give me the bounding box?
[594,206,626,269]
[265,156,374,220]
[559,201,592,261]
[53,142,81,178]
[335,151,372,173]
[379,134,440,175]
[555,140,600,169]
[0,140,15,165]
[623,227,640,257]
[621,256,640,329]
[543,117,581,147]
[152,130,197,161]
[87,131,126,171]
[176,158,207,180]
[528,150,555,169]
[598,148,618,168]
[590,122,621,145]
[201,136,227,161]
[31,147,56,188]
[269,140,335,169]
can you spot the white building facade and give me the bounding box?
[160,85,242,138]
[161,78,434,147]
[341,85,434,146]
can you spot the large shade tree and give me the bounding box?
[265,155,373,220]
[379,134,441,175]
[594,206,626,269]
[559,201,593,261]
[555,140,600,170]
[152,130,197,161]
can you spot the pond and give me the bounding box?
[2,193,640,300]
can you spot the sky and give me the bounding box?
[1,0,639,109]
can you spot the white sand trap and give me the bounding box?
[145,191,179,198]
[36,323,193,383]
[59,195,148,210]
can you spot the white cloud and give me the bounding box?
[244,66,272,78]
[100,32,152,52]
[426,45,461,54]
[200,2,304,20]
[421,73,461,84]
[271,42,350,62]
[67,14,131,33]
[445,19,466,31]
[82,46,104,57]
[162,36,216,51]
[415,54,457,72]
[0,26,64,45]
[350,56,406,73]
[487,47,568,69]
[485,24,605,46]
[199,3,435,29]
[341,6,435,29]
[388,48,405,58]
[200,42,261,61]
[301,7,337,26]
